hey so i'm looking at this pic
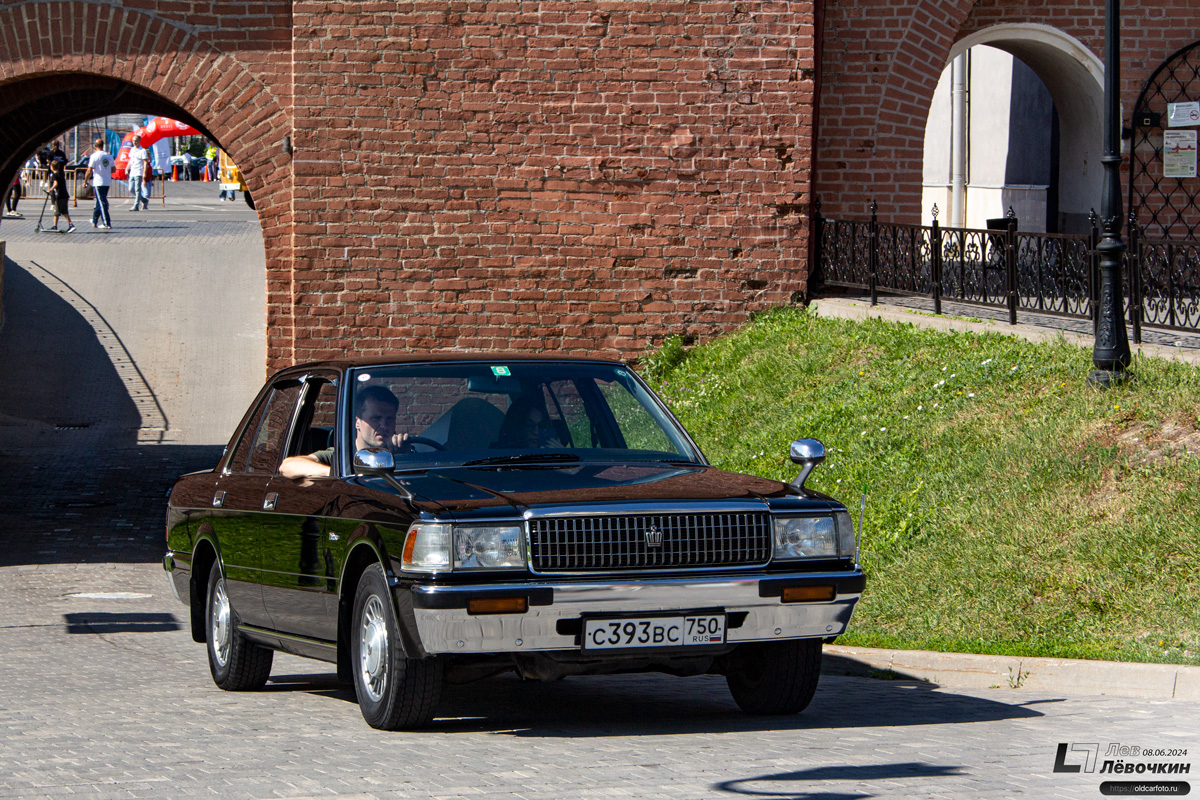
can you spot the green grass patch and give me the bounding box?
[641,307,1200,665]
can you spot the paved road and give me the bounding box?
[1,182,1196,799]
[1,562,1196,800]
[0,182,264,565]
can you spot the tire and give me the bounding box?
[726,639,822,715]
[205,562,273,691]
[351,564,442,730]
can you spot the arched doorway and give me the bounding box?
[0,72,274,565]
[923,24,1104,235]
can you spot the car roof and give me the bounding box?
[274,352,629,375]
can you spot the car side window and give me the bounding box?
[244,381,303,474]
[286,378,339,465]
[225,394,271,473]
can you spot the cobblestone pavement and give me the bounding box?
[2,188,1197,799]
[0,562,1196,800]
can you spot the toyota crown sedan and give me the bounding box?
[163,354,865,729]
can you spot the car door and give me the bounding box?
[210,377,303,630]
[259,373,343,642]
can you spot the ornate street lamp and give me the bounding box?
[1090,0,1133,387]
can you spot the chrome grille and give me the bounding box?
[529,512,772,572]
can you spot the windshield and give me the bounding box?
[345,361,699,468]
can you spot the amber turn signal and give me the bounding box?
[781,585,835,603]
[467,596,529,615]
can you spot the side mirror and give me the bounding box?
[789,438,826,489]
[354,448,395,474]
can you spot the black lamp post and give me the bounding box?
[1090,0,1133,387]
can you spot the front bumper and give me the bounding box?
[406,570,864,655]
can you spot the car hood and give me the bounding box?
[393,462,794,516]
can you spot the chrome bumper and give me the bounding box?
[162,551,186,605]
[407,571,863,655]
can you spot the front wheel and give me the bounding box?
[351,564,442,729]
[726,639,822,715]
[206,562,273,690]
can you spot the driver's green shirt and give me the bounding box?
[311,447,335,466]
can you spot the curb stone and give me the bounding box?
[824,644,1200,700]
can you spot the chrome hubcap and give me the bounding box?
[210,578,231,667]
[358,595,388,703]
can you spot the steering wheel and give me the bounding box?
[396,436,446,453]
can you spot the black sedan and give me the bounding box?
[164,354,865,729]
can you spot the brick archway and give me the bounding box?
[817,0,976,220]
[945,24,1104,234]
[0,1,295,367]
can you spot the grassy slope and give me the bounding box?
[642,307,1200,665]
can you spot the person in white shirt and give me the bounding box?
[82,139,114,229]
[126,135,151,211]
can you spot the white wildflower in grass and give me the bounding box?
[861,430,867,437]
[1011,365,1019,372]
[903,415,910,419]
[981,358,992,365]
[942,366,948,371]
[968,393,975,398]
[933,402,940,408]
[879,427,887,432]
[917,405,923,411]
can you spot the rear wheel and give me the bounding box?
[351,564,442,729]
[206,562,273,690]
[726,639,822,715]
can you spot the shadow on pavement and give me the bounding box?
[714,763,965,799]
[258,670,1046,736]
[0,257,224,566]
[63,611,182,634]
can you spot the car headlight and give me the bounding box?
[773,516,840,560]
[453,525,525,570]
[402,523,452,572]
[401,523,526,572]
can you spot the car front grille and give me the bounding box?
[528,512,773,573]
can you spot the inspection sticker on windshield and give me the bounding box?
[491,365,511,376]
[582,615,725,650]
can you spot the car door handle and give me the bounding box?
[263,492,279,511]
[212,491,225,508]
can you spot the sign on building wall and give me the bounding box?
[1167,101,1200,127]
[1164,129,1198,178]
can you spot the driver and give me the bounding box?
[280,385,409,478]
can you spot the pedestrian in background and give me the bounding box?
[127,135,151,211]
[205,141,218,181]
[3,170,21,218]
[83,138,113,229]
[47,159,74,233]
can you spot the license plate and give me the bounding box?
[582,614,726,651]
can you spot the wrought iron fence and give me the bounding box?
[814,202,1200,343]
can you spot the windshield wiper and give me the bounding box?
[462,453,582,467]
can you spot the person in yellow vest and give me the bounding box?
[204,142,218,182]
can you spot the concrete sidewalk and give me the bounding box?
[810,295,1200,365]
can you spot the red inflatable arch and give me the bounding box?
[113,117,200,179]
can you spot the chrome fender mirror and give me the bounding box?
[788,438,826,489]
[353,448,395,474]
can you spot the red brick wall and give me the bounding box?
[818,0,1200,224]
[0,0,818,372]
[288,1,817,364]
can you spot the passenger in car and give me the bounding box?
[494,395,563,448]
[280,385,409,478]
